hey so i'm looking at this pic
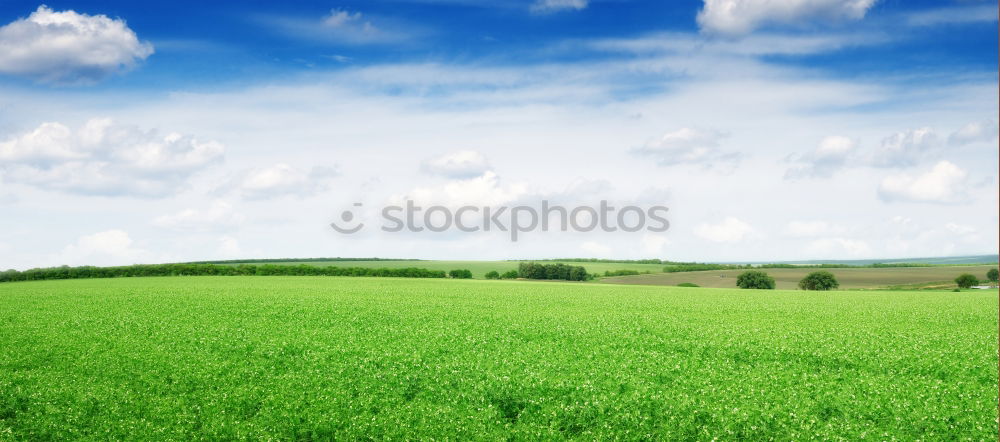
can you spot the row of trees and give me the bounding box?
[0,264,449,283]
[665,262,951,274]
[484,270,520,280]
[540,258,668,264]
[603,269,642,277]
[955,268,998,288]
[517,262,592,281]
[736,270,840,290]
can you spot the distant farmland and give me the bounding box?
[602,265,998,289]
[210,260,668,279]
[202,259,999,288]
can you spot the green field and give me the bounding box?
[1,277,996,439]
[604,265,999,289]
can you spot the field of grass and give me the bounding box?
[0,276,995,439]
[214,260,668,279]
[603,265,999,289]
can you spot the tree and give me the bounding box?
[448,269,473,279]
[986,268,998,284]
[955,273,978,289]
[798,271,839,291]
[484,271,500,280]
[501,270,519,279]
[736,270,775,289]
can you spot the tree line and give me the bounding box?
[517,262,592,281]
[186,257,421,264]
[0,263,448,283]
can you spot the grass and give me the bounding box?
[603,265,999,289]
[0,276,996,439]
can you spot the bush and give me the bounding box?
[484,271,500,280]
[448,269,473,279]
[677,282,699,287]
[987,268,998,283]
[798,271,839,291]
[954,273,978,289]
[500,270,519,279]
[604,269,640,277]
[736,271,775,289]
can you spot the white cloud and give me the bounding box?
[805,237,872,256]
[641,233,671,255]
[872,127,939,167]
[531,0,588,13]
[580,241,611,256]
[0,6,153,84]
[153,201,244,232]
[217,235,242,258]
[785,220,845,237]
[321,9,379,38]
[906,4,999,27]
[697,0,876,35]
[52,230,151,267]
[694,217,756,243]
[400,171,529,207]
[878,160,969,204]
[785,135,856,178]
[590,31,888,57]
[944,222,977,236]
[264,8,410,45]
[0,118,224,197]
[421,150,492,178]
[949,119,998,146]
[632,128,739,170]
[235,163,338,200]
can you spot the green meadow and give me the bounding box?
[1,276,996,439]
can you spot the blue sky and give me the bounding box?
[0,0,995,89]
[0,0,997,268]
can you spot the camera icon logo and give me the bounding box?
[330,203,364,234]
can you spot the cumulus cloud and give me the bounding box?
[0,118,224,196]
[580,241,612,256]
[234,163,338,200]
[805,237,872,256]
[0,6,153,84]
[264,8,409,45]
[401,171,528,208]
[944,222,977,236]
[632,128,739,170]
[531,0,588,13]
[52,230,151,267]
[694,217,756,243]
[877,160,969,204]
[153,201,245,232]
[872,127,939,167]
[785,220,846,237]
[948,119,998,146]
[641,233,671,255]
[697,0,876,35]
[785,135,856,179]
[216,235,242,258]
[321,9,381,40]
[421,150,492,178]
